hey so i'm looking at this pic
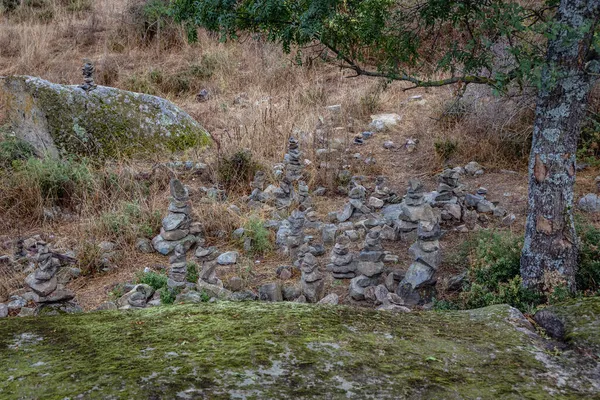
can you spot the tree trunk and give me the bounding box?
[521,0,600,292]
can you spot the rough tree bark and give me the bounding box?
[521,0,600,292]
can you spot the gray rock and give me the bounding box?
[465,161,484,175]
[35,288,75,303]
[385,273,398,293]
[152,234,197,255]
[476,199,495,214]
[294,295,307,303]
[259,282,283,302]
[226,277,243,292]
[232,228,245,239]
[383,140,395,149]
[7,296,26,311]
[322,224,338,245]
[95,301,118,311]
[175,291,204,304]
[533,310,565,340]
[382,203,404,222]
[368,197,385,209]
[18,307,37,317]
[282,284,302,301]
[160,228,190,241]
[302,278,325,303]
[356,261,385,277]
[377,303,411,312]
[502,214,516,226]
[374,285,389,305]
[25,274,57,297]
[401,261,435,289]
[136,238,154,253]
[228,290,258,302]
[162,213,190,231]
[0,75,209,158]
[197,280,232,300]
[318,293,339,305]
[217,251,238,265]
[0,303,7,318]
[465,193,484,208]
[578,193,600,212]
[337,203,353,222]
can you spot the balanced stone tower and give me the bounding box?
[327,235,356,279]
[152,179,196,255]
[301,253,325,303]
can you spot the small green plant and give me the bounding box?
[576,220,600,294]
[0,134,35,168]
[432,298,460,311]
[136,270,168,291]
[159,287,177,305]
[108,284,125,301]
[186,262,199,283]
[199,290,210,302]
[99,201,161,244]
[243,217,273,256]
[434,139,458,161]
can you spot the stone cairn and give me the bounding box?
[327,235,356,279]
[297,180,312,210]
[349,231,385,301]
[80,61,96,92]
[152,179,196,255]
[167,244,188,289]
[286,210,306,266]
[300,253,325,303]
[248,170,268,203]
[434,168,463,222]
[396,218,442,305]
[337,179,370,222]
[274,138,304,208]
[25,245,75,305]
[371,176,401,205]
[394,179,435,241]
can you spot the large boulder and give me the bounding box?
[0,76,210,157]
[0,301,599,397]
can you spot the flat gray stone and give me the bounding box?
[0,303,7,318]
[217,251,238,265]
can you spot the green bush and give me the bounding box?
[136,270,168,291]
[434,139,458,161]
[186,262,199,283]
[0,134,35,168]
[99,201,161,244]
[159,287,177,305]
[12,156,95,204]
[576,221,600,294]
[243,217,273,256]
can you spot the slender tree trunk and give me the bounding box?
[521,0,600,292]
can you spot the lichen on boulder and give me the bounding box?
[0,76,210,158]
[0,301,599,398]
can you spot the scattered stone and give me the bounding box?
[404,138,417,153]
[368,197,385,209]
[0,303,7,318]
[502,214,516,226]
[136,238,154,254]
[383,141,395,149]
[578,193,600,213]
[534,310,565,341]
[217,251,238,265]
[226,277,243,292]
[175,291,204,304]
[317,293,339,305]
[279,268,292,281]
[259,282,283,302]
[370,113,402,131]
[465,161,484,176]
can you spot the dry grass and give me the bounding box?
[1,0,597,307]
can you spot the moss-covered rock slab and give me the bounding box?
[0,76,210,158]
[0,302,598,399]
[545,296,600,355]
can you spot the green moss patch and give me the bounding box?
[1,302,598,398]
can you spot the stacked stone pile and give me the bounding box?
[286,210,306,265]
[434,169,463,222]
[327,235,356,279]
[152,179,197,255]
[394,179,436,241]
[167,244,188,289]
[338,180,371,222]
[396,219,442,305]
[349,231,385,301]
[248,171,268,203]
[301,253,325,303]
[273,138,304,208]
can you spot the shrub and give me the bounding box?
[136,270,168,291]
[159,287,177,304]
[243,217,273,256]
[98,201,161,244]
[217,150,261,193]
[576,221,600,294]
[186,262,199,283]
[0,134,35,168]
[78,241,105,276]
